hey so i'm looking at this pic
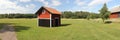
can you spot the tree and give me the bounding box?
[86,13,91,20]
[99,3,110,22]
[62,11,73,18]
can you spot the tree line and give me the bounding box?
[0,11,100,19]
[0,14,37,18]
[62,11,100,19]
[0,10,108,19]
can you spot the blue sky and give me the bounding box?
[0,0,119,14]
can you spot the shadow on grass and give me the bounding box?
[0,23,13,29]
[0,23,30,33]
[0,23,14,33]
[14,26,30,32]
[60,24,71,26]
[0,23,13,25]
[53,24,71,27]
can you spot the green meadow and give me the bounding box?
[0,19,120,40]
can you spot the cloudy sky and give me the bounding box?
[0,0,119,14]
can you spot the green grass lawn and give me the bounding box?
[0,19,120,40]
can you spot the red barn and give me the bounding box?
[110,6,120,19]
[35,6,61,27]
[110,12,120,18]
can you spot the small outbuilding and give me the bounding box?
[110,12,120,18]
[110,6,120,18]
[35,6,61,27]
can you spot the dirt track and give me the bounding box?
[0,25,17,40]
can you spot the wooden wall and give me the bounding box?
[52,14,61,26]
[38,10,50,19]
[110,13,118,18]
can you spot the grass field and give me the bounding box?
[0,19,120,40]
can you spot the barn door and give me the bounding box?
[55,19,59,26]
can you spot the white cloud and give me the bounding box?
[110,5,120,12]
[0,0,36,13]
[37,0,49,6]
[18,0,31,2]
[51,0,61,6]
[26,4,36,9]
[37,0,61,7]
[88,0,111,6]
[75,0,86,6]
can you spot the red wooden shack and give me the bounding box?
[110,12,120,18]
[35,6,61,27]
[110,6,120,19]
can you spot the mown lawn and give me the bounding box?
[0,19,120,40]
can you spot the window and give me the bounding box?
[42,10,45,14]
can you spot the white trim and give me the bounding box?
[37,16,39,27]
[50,14,52,28]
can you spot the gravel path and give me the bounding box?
[0,25,17,40]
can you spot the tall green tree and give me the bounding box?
[99,3,110,22]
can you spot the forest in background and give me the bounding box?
[0,13,36,18]
[0,11,100,19]
[62,11,100,19]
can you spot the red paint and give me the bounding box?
[38,10,50,19]
[110,13,118,18]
